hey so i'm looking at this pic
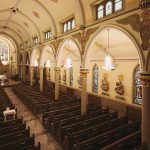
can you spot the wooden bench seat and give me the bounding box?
[72,121,140,150]
[63,116,128,150]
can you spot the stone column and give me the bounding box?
[54,67,60,100]
[140,72,150,150]
[39,67,44,92]
[80,68,89,114]
[22,65,26,82]
[30,66,34,86]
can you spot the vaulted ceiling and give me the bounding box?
[0,0,140,46]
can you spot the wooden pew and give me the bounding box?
[72,121,140,150]
[63,116,128,150]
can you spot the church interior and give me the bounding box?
[0,0,150,150]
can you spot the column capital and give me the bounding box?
[140,72,150,87]
[80,68,89,78]
[39,66,44,70]
[54,67,61,72]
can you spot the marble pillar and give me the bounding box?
[140,72,150,150]
[80,68,89,114]
[30,66,34,86]
[39,67,44,92]
[54,67,60,100]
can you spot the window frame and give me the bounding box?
[96,0,123,20]
[44,30,52,40]
[62,18,75,33]
[32,36,38,45]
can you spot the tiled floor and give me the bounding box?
[4,87,63,150]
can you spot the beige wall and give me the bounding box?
[87,60,139,103]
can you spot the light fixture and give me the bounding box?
[102,29,115,71]
[65,40,72,68]
[45,60,51,68]
[34,59,38,67]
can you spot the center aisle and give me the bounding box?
[4,87,63,150]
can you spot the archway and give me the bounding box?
[40,45,55,89]
[30,48,40,83]
[0,36,18,79]
[84,26,143,104]
[57,38,82,88]
[24,52,30,82]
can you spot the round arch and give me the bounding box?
[39,44,56,67]
[56,37,82,67]
[25,51,30,65]
[83,25,144,71]
[30,48,40,66]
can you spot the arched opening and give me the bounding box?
[57,38,81,88]
[84,26,143,104]
[19,53,23,79]
[40,45,55,87]
[25,52,30,82]
[0,36,18,81]
[30,49,40,84]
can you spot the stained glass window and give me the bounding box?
[0,41,8,61]
[115,0,123,11]
[105,1,113,16]
[92,64,99,93]
[70,67,73,86]
[97,5,104,19]
[133,64,142,105]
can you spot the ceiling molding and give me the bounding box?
[76,0,85,25]
[0,9,41,41]
[34,0,57,36]
[18,11,41,42]
[0,19,31,44]
[0,32,19,51]
[1,27,24,44]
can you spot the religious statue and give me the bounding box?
[101,73,109,92]
[62,69,66,84]
[115,74,125,100]
[115,81,124,95]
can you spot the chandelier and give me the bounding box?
[102,29,115,71]
[34,59,39,67]
[45,60,51,68]
[65,40,72,68]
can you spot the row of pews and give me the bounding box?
[12,83,80,114]
[13,83,141,150]
[42,103,141,150]
[0,86,41,150]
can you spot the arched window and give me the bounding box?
[70,67,73,86]
[92,64,99,93]
[0,41,9,61]
[133,64,142,105]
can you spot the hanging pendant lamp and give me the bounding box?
[102,29,115,71]
[65,40,72,68]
